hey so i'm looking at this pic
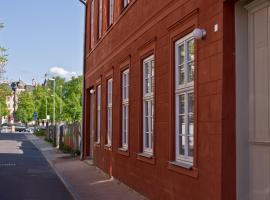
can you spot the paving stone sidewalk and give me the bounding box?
[25,133,146,200]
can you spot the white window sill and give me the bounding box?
[169,161,193,170]
[138,152,153,158]
[118,147,128,152]
[104,144,112,148]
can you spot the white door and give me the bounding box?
[89,90,95,159]
[246,1,270,199]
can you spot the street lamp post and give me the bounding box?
[60,85,62,122]
[45,96,48,125]
[49,78,56,126]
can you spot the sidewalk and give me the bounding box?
[25,133,146,200]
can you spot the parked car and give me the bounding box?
[15,126,27,132]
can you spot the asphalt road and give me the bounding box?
[0,133,73,200]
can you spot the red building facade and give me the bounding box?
[82,0,236,199]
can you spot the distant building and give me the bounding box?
[5,78,37,123]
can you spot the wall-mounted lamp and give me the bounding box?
[192,28,207,40]
[78,0,86,5]
[90,89,95,94]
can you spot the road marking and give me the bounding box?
[0,163,16,167]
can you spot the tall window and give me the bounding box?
[96,85,101,143]
[121,69,129,149]
[98,0,103,38]
[143,55,155,155]
[123,0,130,8]
[107,78,113,146]
[175,33,195,164]
[108,0,114,26]
[90,0,94,42]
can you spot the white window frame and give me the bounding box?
[107,78,113,146]
[108,0,114,26]
[96,85,101,143]
[98,0,103,39]
[121,69,129,149]
[123,0,130,8]
[175,33,195,164]
[142,55,155,155]
[90,0,95,41]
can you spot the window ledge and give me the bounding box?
[169,161,192,169]
[118,147,128,152]
[138,152,153,158]
[137,152,155,165]
[117,148,129,157]
[104,144,112,151]
[94,142,101,147]
[168,161,198,178]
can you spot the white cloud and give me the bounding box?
[49,67,77,79]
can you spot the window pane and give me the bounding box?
[179,115,185,135]
[150,132,153,149]
[188,62,195,82]
[178,65,185,85]
[144,63,149,94]
[91,0,94,37]
[98,0,103,38]
[151,101,154,130]
[188,39,195,61]
[188,93,194,113]
[179,135,185,155]
[109,0,114,25]
[188,114,194,136]
[178,44,185,65]
[179,94,185,114]
[151,61,154,94]
[188,136,194,157]
[145,132,149,148]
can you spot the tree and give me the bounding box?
[32,75,82,124]
[16,91,35,125]
[62,76,82,123]
[0,83,11,117]
[0,23,8,81]
[33,85,48,120]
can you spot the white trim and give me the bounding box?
[175,33,194,164]
[121,69,129,149]
[142,55,154,155]
[109,0,114,26]
[98,0,103,38]
[107,78,113,146]
[90,0,95,40]
[245,0,270,12]
[96,85,101,143]
[123,0,130,8]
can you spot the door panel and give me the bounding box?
[247,1,270,199]
[89,90,95,159]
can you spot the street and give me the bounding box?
[0,133,73,200]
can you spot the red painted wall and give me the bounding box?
[83,0,236,199]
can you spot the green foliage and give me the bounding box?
[62,76,82,123]
[0,83,11,117]
[59,143,80,156]
[32,76,82,123]
[34,128,46,137]
[16,91,35,124]
[0,23,8,68]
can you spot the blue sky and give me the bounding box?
[0,0,85,84]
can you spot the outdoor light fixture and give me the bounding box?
[192,28,207,40]
[78,0,86,5]
[90,89,95,94]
